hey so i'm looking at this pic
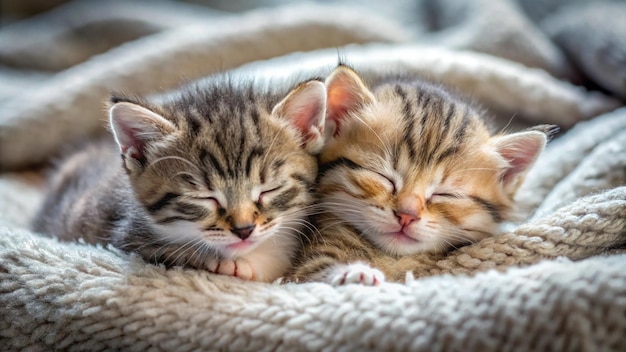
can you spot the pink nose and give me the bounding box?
[232,225,255,240]
[394,210,419,227]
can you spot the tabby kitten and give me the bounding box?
[33,76,327,282]
[288,65,553,285]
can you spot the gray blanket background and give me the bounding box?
[1,0,625,351]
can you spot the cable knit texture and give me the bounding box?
[0,0,625,351]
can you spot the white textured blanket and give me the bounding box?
[1,1,625,351]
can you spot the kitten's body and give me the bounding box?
[288,66,553,285]
[34,76,327,282]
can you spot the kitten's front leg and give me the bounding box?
[207,257,254,281]
[326,262,386,286]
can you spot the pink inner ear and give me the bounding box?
[497,132,546,185]
[326,88,362,136]
[116,125,141,155]
[112,118,150,161]
[109,102,174,162]
[274,81,326,152]
[292,97,325,142]
[325,67,373,136]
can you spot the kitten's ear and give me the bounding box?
[493,130,547,195]
[109,101,176,168]
[325,65,375,136]
[272,80,326,154]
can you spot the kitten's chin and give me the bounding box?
[224,240,256,253]
[379,234,429,256]
[387,231,421,245]
[217,227,280,258]
[362,228,440,256]
[217,238,264,258]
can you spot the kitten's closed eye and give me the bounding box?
[430,193,458,198]
[428,192,461,203]
[371,171,397,194]
[259,186,282,202]
[193,195,222,207]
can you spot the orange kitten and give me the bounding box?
[288,65,555,285]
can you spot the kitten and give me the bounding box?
[288,65,554,285]
[33,76,327,283]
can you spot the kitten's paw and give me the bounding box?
[207,258,254,281]
[329,263,385,286]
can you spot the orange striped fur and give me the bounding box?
[288,65,554,285]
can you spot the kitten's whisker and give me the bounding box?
[274,225,312,246]
[148,155,200,172]
[499,114,518,134]
[279,221,318,241]
[260,128,285,167]
[171,171,200,182]
[168,238,204,266]
[317,219,354,233]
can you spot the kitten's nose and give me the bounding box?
[394,210,419,227]
[232,225,255,240]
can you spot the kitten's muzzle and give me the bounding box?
[232,225,255,240]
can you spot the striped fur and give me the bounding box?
[33,76,324,282]
[288,65,552,284]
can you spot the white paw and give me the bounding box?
[207,257,254,281]
[329,263,385,286]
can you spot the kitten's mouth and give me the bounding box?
[387,231,420,243]
[226,240,254,251]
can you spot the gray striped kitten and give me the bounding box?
[33,76,326,282]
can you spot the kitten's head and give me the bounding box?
[108,78,326,259]
[319,65,551,256]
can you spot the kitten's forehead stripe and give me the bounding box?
[394,84,418,162]
[419,93,432,129]
[403,119,418,162]
[232,116,246,177]
[456,109,470,140]
[443,104,456,133]
[434,107,471,164]
[201,149,227,179]
[250,106,260,127]
[245,147,264,177]
[186,113,202,136]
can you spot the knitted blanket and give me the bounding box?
[1,1,625,351]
